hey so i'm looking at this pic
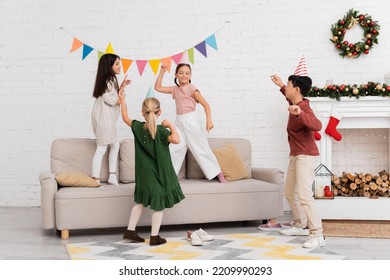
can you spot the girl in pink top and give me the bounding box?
[155,63,227,183]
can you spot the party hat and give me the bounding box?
[105,42,115,54]
[294,55,308,76]
[145,86,155,99]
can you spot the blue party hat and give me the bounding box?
[145,86,155,99]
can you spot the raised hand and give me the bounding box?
[160,64,168,74]
[161,119,172,128]
[270,75,284,88]
[120,74,131,90]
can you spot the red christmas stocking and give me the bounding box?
[314,131,321,141]
[325,110,342,141]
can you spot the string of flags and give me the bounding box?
[63,21,229,76]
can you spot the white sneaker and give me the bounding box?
[302,236,326,248]
[280,226,310,236]
[197,228,213,241]
[188,231,203,246]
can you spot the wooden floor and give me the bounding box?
[1,207,390,260]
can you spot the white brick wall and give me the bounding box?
[1,0,389,206]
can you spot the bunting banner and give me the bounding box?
[61,21,229,76]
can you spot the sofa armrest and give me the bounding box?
[39,170,58,229]
[252,167,285,216]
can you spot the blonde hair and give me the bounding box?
[142,98,161,139]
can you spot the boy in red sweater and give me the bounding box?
[271,73,325,249]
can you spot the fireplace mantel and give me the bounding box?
[308,97,390,220]
[309,97,390,172]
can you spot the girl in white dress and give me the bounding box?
[91,53,130,185]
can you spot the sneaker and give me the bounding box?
[302,236,326,248]
[280,226,310,236]
[258,222,282,232]
[188,231,203,246]
[197,228,213,241]
[280,221,294,229]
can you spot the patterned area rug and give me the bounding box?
[66,232,345,260]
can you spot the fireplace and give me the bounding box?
[309,97,390,220]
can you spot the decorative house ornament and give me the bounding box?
[330,9,380,58]
[312,164,334,199]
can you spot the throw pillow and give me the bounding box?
[212,144,249,182]
[55,172,101,187]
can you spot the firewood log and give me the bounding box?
[350,182,357,190]
[346,173,355,181]
[354,178,361,185]
[369,182,378,191]
[376,177,383,185]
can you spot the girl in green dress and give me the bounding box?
[119,93,185,246]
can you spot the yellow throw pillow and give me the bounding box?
[213,144,249,182]
[55,172,101,187]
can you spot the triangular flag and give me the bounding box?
[97,51,104,61]
[294,55,308,76]
[161,57,172,73]
[149,59,160,75]
[195,41,207,57]
[171,52,183,65]
[179,51,191,64]
[121,58,133,74]
[205,34,218,50]
[105,43,115,54]
[82,44,94,60]
[145,86,155,99]
[188,48,194,64]
[136,60,148,76]
[70,37,83,53]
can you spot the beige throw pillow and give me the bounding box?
[55,172,101,187]
[213,144,249,182]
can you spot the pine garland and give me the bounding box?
[307,82,390,101]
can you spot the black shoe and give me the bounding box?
[149,235,167,246]
[123,230,145,243]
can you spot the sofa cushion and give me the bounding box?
[55,172,101,188]
[51,138,111,183]
[120,138,186,182]
[187,138,252,179]
[212,144,249,181]
[119,139,135,183]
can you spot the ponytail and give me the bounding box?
[142,98,161,139]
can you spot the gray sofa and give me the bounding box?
[39,137,284,239]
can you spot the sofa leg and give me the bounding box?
[61,229,69,240]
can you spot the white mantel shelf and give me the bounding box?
[309,97,390,220]
[315,197,390,220]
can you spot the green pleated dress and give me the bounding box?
[131,120,185,211]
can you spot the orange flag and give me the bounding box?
[161,57,172,73]
[121,59,133,74]
[70,37,83,53]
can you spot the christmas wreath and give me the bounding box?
[330,9,380,58]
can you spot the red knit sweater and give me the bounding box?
[280,86,322,156]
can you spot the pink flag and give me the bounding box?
[136,60,148,76]
[171,52,184,65]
